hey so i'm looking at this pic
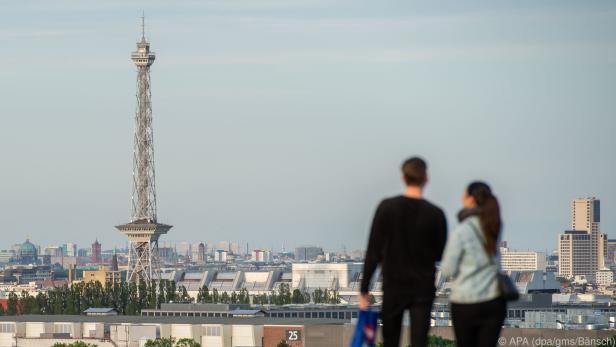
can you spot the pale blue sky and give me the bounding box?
[1,1,615,252]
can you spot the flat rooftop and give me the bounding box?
[0,315,348,325]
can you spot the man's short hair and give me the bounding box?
[401,157,427,186]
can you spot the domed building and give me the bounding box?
[18,238,38,264]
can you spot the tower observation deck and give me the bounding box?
[116,16,172,283]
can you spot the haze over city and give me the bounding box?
[1,1,615,252]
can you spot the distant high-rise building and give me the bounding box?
[91,239,102,264]
[65,242,77,257]
[177,242,191,259]
[192,242,206,264]
[214,250,228,263]
[251,249,272,263]
[558,197,608,282]
[607,239,616,266]
[230,242,241,255]
[572,198,601,232]
[44,246,63,257]
[111,252,119,271]
[294,246,323,262]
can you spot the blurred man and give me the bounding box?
[360,157,447,347]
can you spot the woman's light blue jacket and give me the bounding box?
[440,215,500,304]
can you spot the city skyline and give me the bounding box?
[1,1,615,251]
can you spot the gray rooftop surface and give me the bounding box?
[0,315,348,325]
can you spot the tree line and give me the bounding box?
[197,283,340,305]
[0,279,190,315]
[0,281,341,316]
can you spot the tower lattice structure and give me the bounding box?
[116,17,171,283]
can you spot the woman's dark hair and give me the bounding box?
[467,181,502,255]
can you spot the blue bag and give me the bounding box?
[350,310,379,347]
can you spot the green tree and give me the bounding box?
[178,285,191,303]
[7,292,19,315]
[143,337,175,347]
[51,341,98,347]
[427,335,456,346]
[158,280,167,307]
[220,291,230,304]
[291,289,305,304]
[311,288,324,304]
[277,283,291,305]
[196,285,211,303]
[327,289,340,304]
[176,338,201,347]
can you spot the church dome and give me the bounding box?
[19,238,38,263]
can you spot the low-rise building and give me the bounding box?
[82,267,122,285]
[596,268,614,287]
[500,249,546,272]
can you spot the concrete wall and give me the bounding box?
[201,324,231,347]
[111,324,159,346]
[232,324,263,347]
[305,325,346,347]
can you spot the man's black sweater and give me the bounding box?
[360,196,447,297]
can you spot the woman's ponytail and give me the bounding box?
[467,182,502,255]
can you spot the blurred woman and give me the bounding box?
[440,181,505,347]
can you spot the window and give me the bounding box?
[205,326,221,336]
[0,324,15,333]
[54,323,72,334]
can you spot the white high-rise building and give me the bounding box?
[214,250,228,263]
[558,198,608,282]
[65,242,77,257]
[251,250,272,263]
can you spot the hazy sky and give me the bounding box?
[1,1,615,252]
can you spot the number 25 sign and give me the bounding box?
[286,330,301,341]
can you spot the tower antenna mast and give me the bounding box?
[116,16,172,283]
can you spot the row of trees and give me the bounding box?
[196,287,250,304]
[50,338,201,347]
[144,338,200,347]
[195,283,340,305]
[0,280,342,316]
[0,279,191,316]
[249,285,340,305]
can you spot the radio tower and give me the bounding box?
[116,15,171,283]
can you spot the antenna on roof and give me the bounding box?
[141,12,146,41]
